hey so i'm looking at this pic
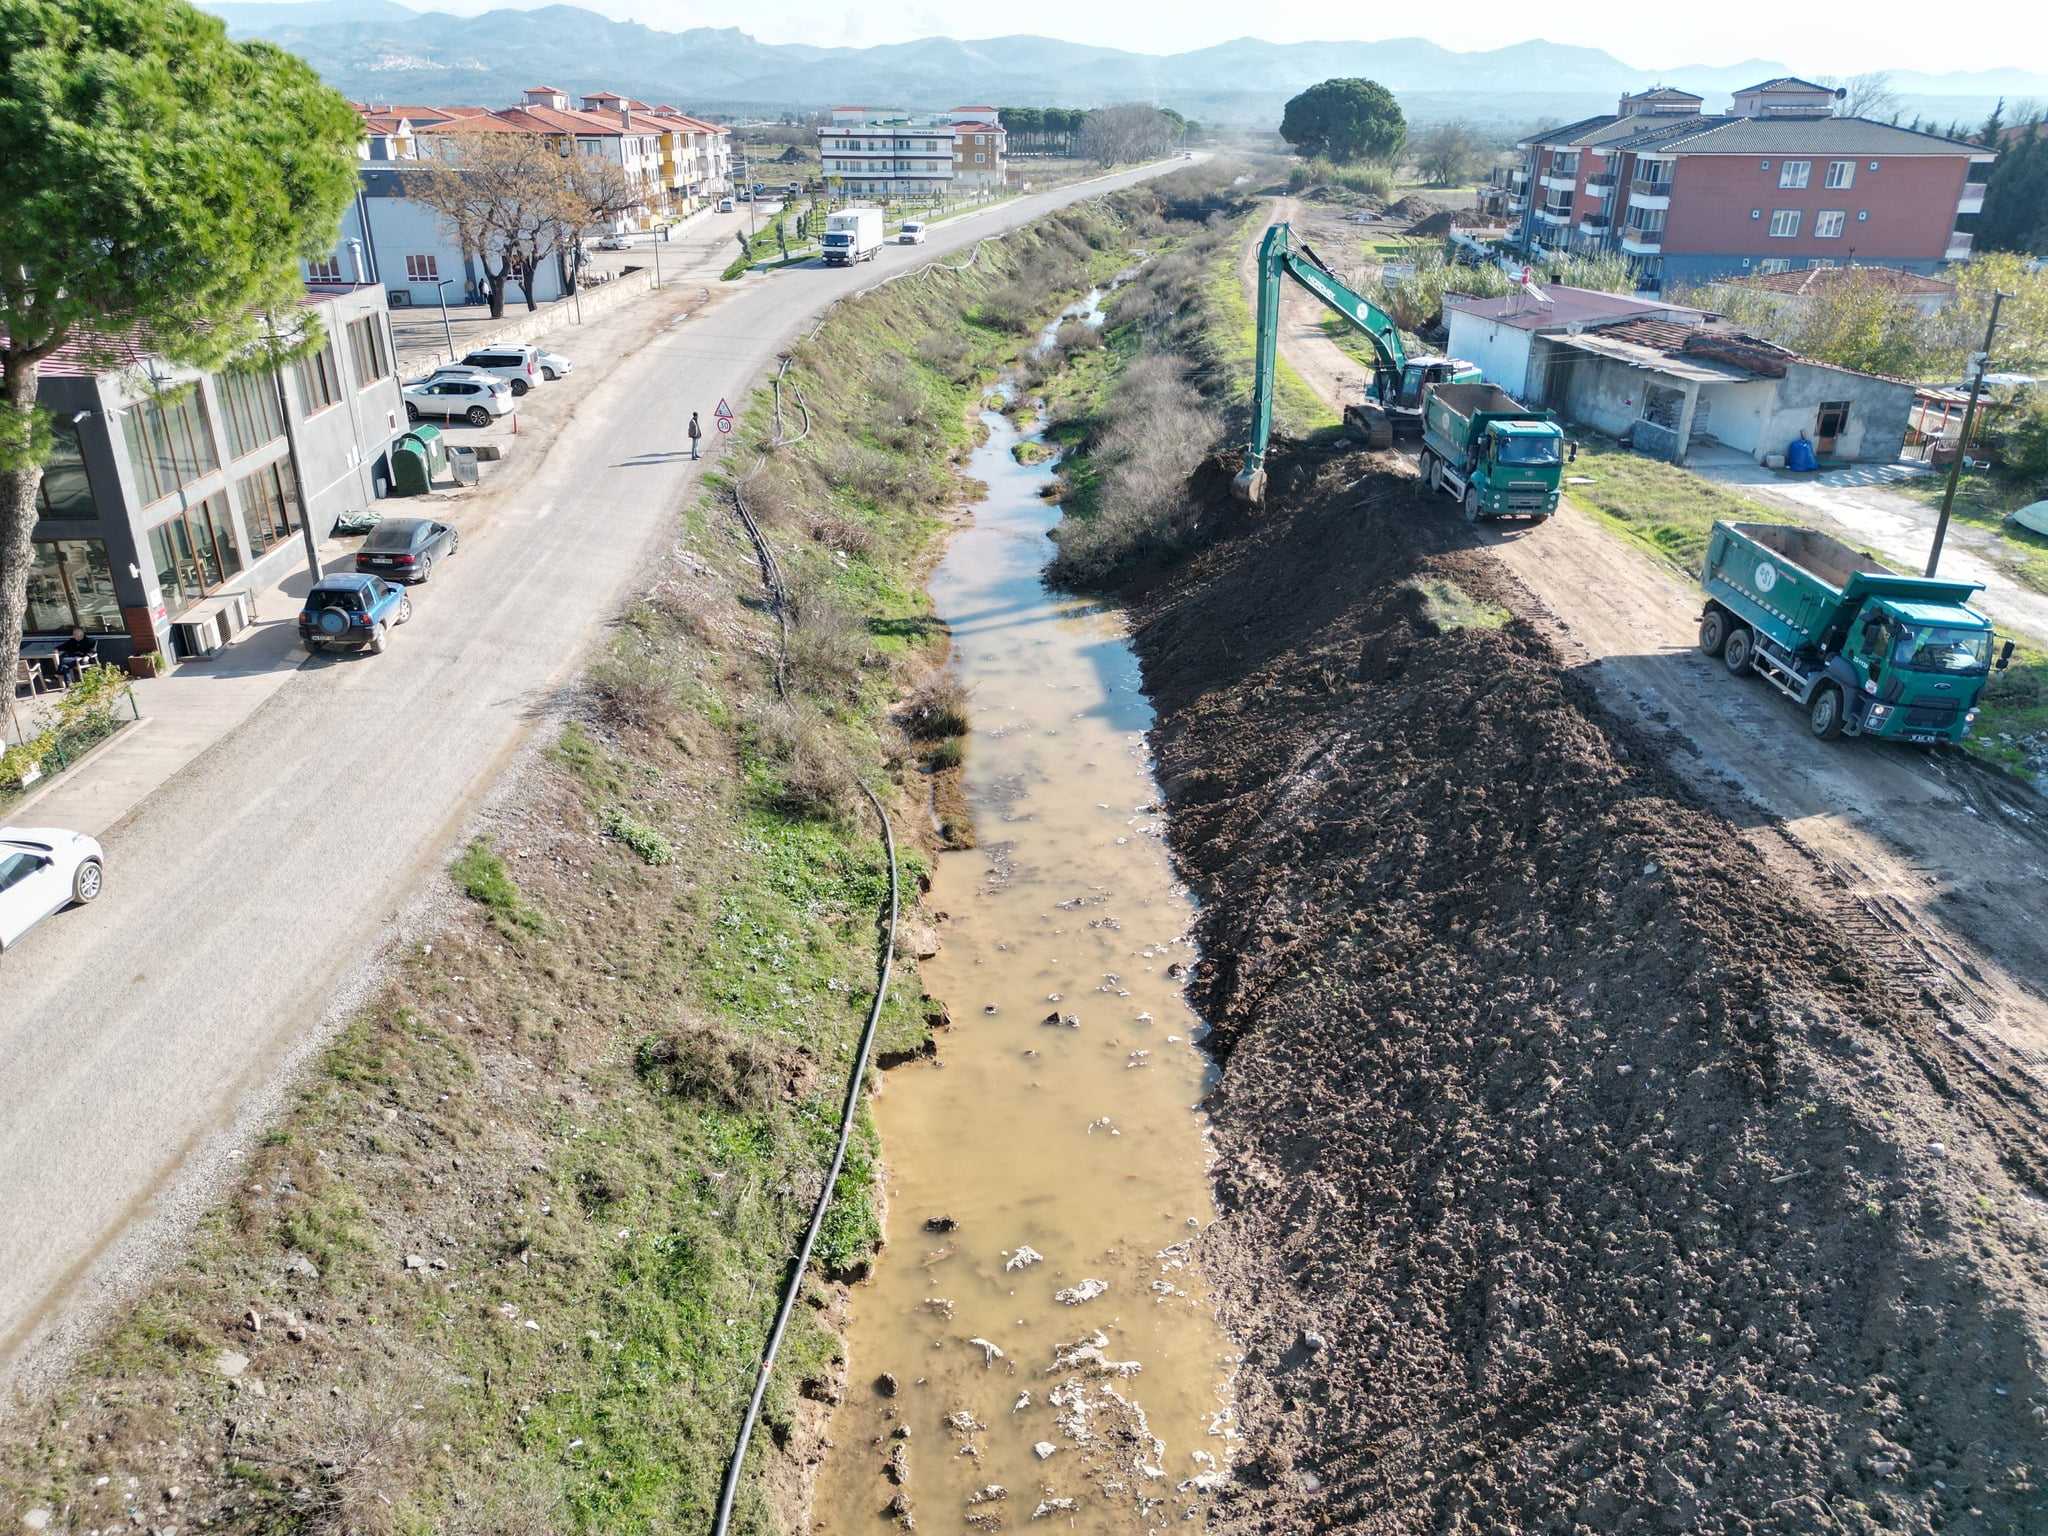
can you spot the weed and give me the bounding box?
[601,805,677,865]
[590,652,681,733]
[930,736,965,770]
[1417,578,1512,631]
[450,837,543,931]
[902,674,970,740]
[636,1024,785,1112]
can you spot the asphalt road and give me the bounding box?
[0,156,1191,1388]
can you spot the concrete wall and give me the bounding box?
[1691,378,1776,455]
[1757,361,1914,464]
[1446,311,1537,398]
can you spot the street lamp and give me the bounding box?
[433,277,456,362]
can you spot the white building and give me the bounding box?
[820,106,1007,198]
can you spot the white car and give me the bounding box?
[897,220,927,244]
[402,374,513,426]
[534,347,572,381]
[0,827,103,954]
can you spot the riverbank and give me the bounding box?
[0,168,1236,1536]
[1126,443,2048,1534]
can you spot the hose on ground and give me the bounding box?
[709,781,899,1536]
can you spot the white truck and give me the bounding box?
[823,207,884,266]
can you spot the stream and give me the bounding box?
[811,295,1236,1531]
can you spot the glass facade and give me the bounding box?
[217,368,286,460]
[36,416,101,521]
[121,384,219,506]
[26,538,123,634]
[147,493,243,617]
[232,459,302,561]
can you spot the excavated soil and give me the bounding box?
[1126,447,2048,1535]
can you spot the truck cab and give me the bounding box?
[1840,597,1997,740]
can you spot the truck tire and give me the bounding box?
[1414,452,1433,495]
[1722,626,1753,676]
[1698,608,1730,657]
[1462,485,1483,522]
[1808,684,1845,741]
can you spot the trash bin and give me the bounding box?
[389,426,448,495]
[448,445,480,487]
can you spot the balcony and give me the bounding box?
[1621,227,1665,255]
[1509,168,1530,186]
[1946,231,1975,260]
[1540,172,1577,193]
[1630,175,1673,196]
[1506,193,1528,213]
[1958,182,1986,214]
[1535,202,1574,225]
[1578,213,1612,234]
[1584,174,1617,197]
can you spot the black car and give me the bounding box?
[353,517,460,583]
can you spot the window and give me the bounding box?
[1768,209,1802,237]
[975,152,985,163]
[121,384,219,506]
[306,256,344,282]
[1815,210,1847,239]
[345,315,390,387]
[25,539,122,634]
[36,417,101,521]
[232,459,302,560]
[1779,160,1811,188]
[405,254,439,280]
[1758,258,1793,273]
[147,493,242,617]
[216,369,285,460]
[1825,159,1855,189]
[298,343,342,413]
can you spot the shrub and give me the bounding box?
[1054,318,1106,353]
[635,1023,782,1111]
[902,673,970,739]
[589,652,679,732]
[600,804,676,865]
[808,512,876,560]
[1287,157,1394,200]
[930,736,964,770]
[749,703,860,821]
[786,585,879,700]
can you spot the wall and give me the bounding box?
[1691,377,1776,455]
[1755,361,1913,464]
[345,172,571,312]
[1446,311,1538,398]
[1663,151,1970,274]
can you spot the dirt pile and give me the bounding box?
[1131,448,2048,1534]
[1407,208,1497,238]
[1382,194,1446,224]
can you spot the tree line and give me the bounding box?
[997,105,1196,159]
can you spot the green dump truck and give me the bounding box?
[1416,383,1566,522]
[1699,521,2011,743]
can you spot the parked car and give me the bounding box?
[354,517,459,583]
[534,347,572,381]
[0,827,103,954]
[718,197,735,213]
[453,345,540,396]
[595,235,629,251]
[898,220,927,245]
[402,374,512,426]
[298,574,412,654]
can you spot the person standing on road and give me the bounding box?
[688,410,702,459]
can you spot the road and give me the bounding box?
[1257,200,2048,1078]
[0,157,1191,1391]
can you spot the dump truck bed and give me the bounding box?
[1706,522,1984,652]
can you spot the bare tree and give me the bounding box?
[1076,104,1179,167]
[1412,120,1480,186]
[410,132,581,317]
[1819,71,1902,121]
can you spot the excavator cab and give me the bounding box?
[1395,358,1479,410]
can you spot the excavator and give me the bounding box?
[1232,222,1479,506]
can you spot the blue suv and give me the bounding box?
[299,574,412,654]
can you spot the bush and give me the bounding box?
[1288,157,1394,200]
[901,673,970,739]
[1054,318,1105,353]
[749,702,860,821]
[600,804,676,865]
[786,584,879,700]
[588,652,679,732]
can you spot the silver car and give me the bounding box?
[0,826,104,954]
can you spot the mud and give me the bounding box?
[1127,448,2048,1535]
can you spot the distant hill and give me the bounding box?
[194,3,2048,127]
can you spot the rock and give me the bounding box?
[925,1216,959,1233]
[876,1372,900,1398]
[1165,963,1186,979]
[897,925,941,960]
[968,1485,1007,1504]
[1005,1246,1045,1271]
[1054,1279,1109,1306]
[885,1492,912,1520]
[886,1444,910,1485]
[892,1425,913,1440]
[1928,1141,1947,1156]
[1032,1499,1076,1518]
[1034,1442,1059,1460]
[923,1297,956,1318]
[212,1349,249,1378]
[283,1251,320,1281]
[1041,1012,1062,1026]
[946,1410,985,1434]
[1302,1330,1328,1353]
[1059,1014,1080,1028]
[23,1509,52,1530]
[243,1309,263,1332]
[405,1254,428,1271]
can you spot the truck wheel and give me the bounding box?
[1698,608,1730,657]
[1722,626,1753,676]
[1809,685,1845,741]
[1414,452,1433,495]
[1462,485,1483,522]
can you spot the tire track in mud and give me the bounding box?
[1118,446,2048,1536]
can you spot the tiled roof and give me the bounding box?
[1625,86,1703,102]
[415,113,529,134]
[1650,116,1981,154]
[1737,76,1836,94]
[1721,265,1956,297]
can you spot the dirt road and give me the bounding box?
[0,157,1191,1392]
[1256,202,2048,1078]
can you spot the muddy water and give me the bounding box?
[812,309,1235,1532]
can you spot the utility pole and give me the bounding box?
[1926,290,2008,577]
[433,277,456,361]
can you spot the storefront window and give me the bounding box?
[25,539,123,634]
[146,494,242,617]
[36,417,101,521]
[232,460,302,560]
[121,384,219,505]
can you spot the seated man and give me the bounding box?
[55,626,98,685]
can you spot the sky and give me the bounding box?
[368,0,2046,78]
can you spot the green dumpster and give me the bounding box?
[389,426,448,495]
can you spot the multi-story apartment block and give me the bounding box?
[1504,78,1991,290]
[819,107,1007,197]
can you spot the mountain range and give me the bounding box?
[198,1,2048,128]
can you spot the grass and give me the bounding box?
[0,172,1213,1536]
[1559,435,1770,575]
[1894,470,2048,596]
[1417,577,1512,631]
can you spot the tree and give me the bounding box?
[1820,71,1901,120]
[1413,120,1481,186]
[1076,104,1178,166]
[0,0,359,674]
[411,131,618,317]
[1280,78,1406,164]
[1978,119,2048,254]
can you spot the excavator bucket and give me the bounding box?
[1231,466,1266,506]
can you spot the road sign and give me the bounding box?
[717,417,732,433]
[714,397,734,434]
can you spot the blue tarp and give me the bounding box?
[1785,437,1818,472]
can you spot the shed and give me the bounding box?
[1445,285,1706,400]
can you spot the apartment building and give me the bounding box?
[1504,78,1991,289]
[820,107,1008,197]
[25,287,404,667]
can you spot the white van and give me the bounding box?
[897,220,927,245]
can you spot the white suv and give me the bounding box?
[453,345,541,396]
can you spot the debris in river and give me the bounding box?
[1165,963,1186,979]
[1032,1498,1076,1518]
[1126,1051,1149,1068]
[968,1485,1008,1504]
[1005,1246,1045,1271]
[1054,1279,1109,1305]
[1033,1442,1059,1460]
[876,1372,900,1397]
[970,1336,1008,1366]
[1048,1330,1142,1377]
[946,1411,985,1435]
[885,1443,909,1485]
[1013,1392,1032,1413]
[925,1216,959,1233]
[924,1297,956,1319]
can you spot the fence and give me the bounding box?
[1,666,141,812]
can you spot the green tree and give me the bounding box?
[1280,78,1406,164]
[1,0,359,672]
[1979,120,2048,254]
